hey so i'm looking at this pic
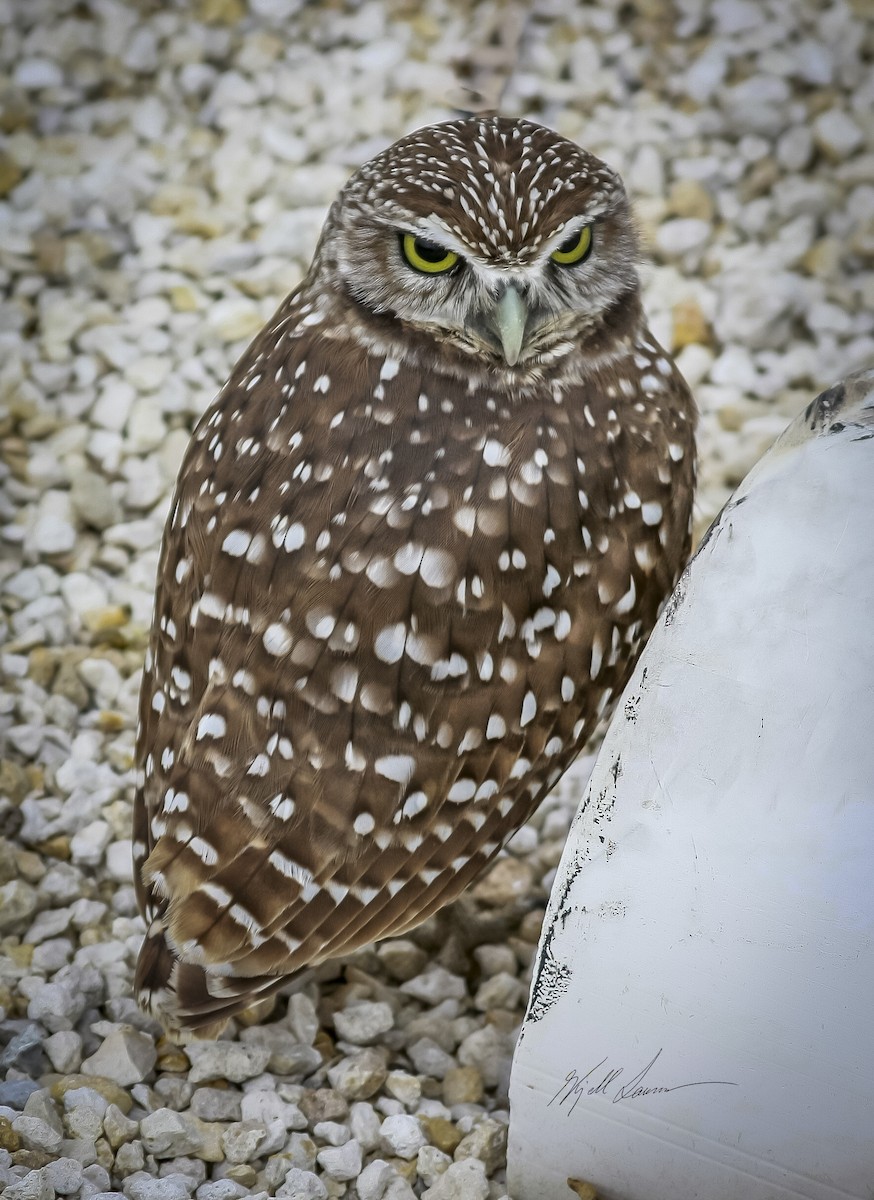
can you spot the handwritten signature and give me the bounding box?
[547,1049,737,1112]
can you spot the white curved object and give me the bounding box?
[508,368,874,1200]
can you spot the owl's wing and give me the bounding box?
[134,303,696,1030]
[134,323,550,1026]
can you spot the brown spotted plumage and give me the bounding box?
[133,116,696,1033]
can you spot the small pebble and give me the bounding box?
[379,1113,427,1160]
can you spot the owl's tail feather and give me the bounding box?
[135,919,311,1039]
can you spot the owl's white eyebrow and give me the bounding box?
[541,219,592,255]
[406,217,471,258]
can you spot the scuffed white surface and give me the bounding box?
[509,370,874,1200]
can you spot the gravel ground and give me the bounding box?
[0,1,872,1198]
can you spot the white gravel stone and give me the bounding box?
[0,880,38,931]
[81,1028,157,1087]
[43,1030,84,1073]
[27,980,86,1032]
[44,1157,84,1196]
[813,108,865,161]
[316,1136,362,1181]
[220,1121,269,1163]
[417,1145,453,1187]
[190,1089,243,1123]
[400,967,467,1005]
[186,1042,271,1084]
[655,217,711,258]
[126,1174,195,1200]
[104,839,134,882]
[12,1114,64,1154]
[239,1089,303,1129]
[357,1158,398,1200]
[334,1000,394,1045]
[458,1027,512,1091]
[139,1109,213,1158]
[15,58,64,89]
[195,1184,248,1200]
[32,511,77,557]
[275,1168,327,1199]
[421,1159,490,1200]
[312,1120,350,1146]
[379,1113,427,1159]
[0,1173,54,1200]
[70,819,113,866]
[349,1099,383,1152]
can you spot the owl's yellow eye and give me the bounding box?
[401,233,459,275]
[550,225,593,266]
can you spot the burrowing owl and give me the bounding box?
[133,116,696,1032]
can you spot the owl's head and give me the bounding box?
[312,116,640,373]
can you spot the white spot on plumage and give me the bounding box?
[483,437,510,467]
[401,791,429,819]
[353,812,376,835]
[374,623,406,663]
[171,666,191,691]
[196,712,226,740]
[307,611,336,639]
[267,853,308,888]
[283,523,306,551]
[419,547,456,588]
[200,881,232,907]
[221,529,251,557]
[375,754,416,785]
[263,623,293,656]
[366,556,398,587]
[453,506,476,536]
[642,500,664,526]
[269,795,296,821]
[198,592,225,620]
[614,577,637,615]
[232,668,255,693]
[520,690,537,727]
[436,721,453,748]
[345,742,366,772]
[431,652,467,680]
[447,778,477,803]
[394,542,424,574]
[486,714,506,739]
[247,754,270,777]
[591,637,604,679]
[189,836,218,865]
[162,788,188,813]
[458,728,482,752]
[499,656,518,683]
[331,664,358,703]
[228,904,264,941]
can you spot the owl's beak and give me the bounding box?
[489,286,528,366]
